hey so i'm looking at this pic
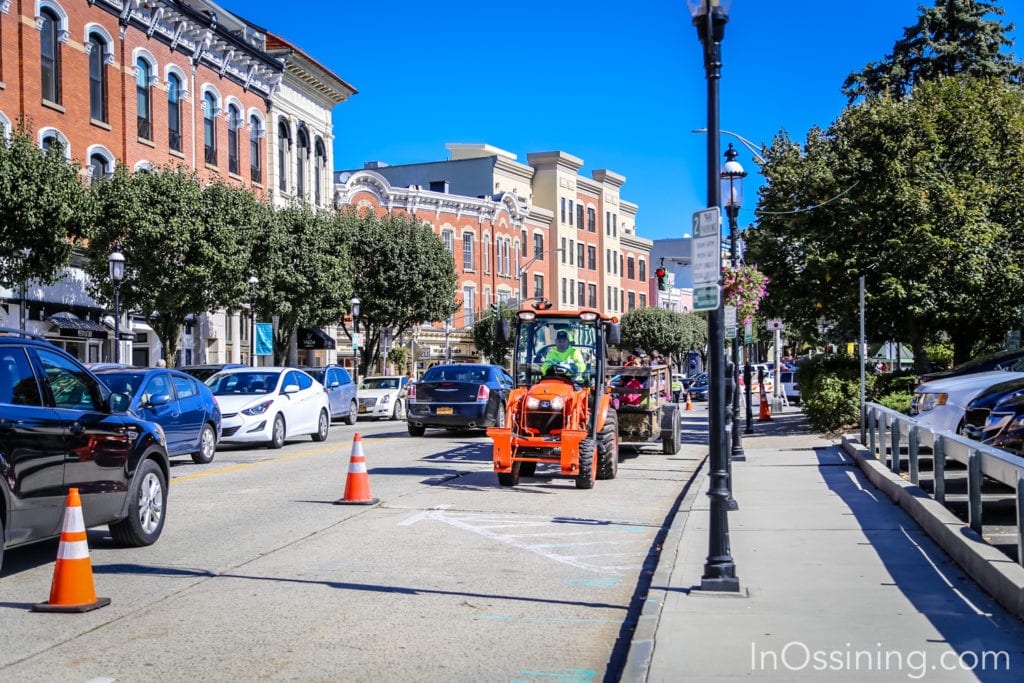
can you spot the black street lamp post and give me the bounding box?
[688,0,740,593]
[351,296,360,384]
[108,243,125,364]
[722,142,747,462]
[248,275,259,367]
[444,321,452,363]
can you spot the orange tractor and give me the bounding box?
[487,301,621,489]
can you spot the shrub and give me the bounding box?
[877,392,912,414]
[803,375,862,433]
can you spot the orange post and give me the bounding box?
[334,433,380,505]
[33,488,111,613]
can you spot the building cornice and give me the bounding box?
[526,150,584,174]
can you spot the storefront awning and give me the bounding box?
[47,313,109,340]
[298,327,336,350]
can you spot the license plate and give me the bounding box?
[358,406,367,413]
[436,407,453,415]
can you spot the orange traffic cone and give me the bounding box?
[32,488,111,613]
[334,433,379,506]
[758,388,772,421]
[684,392,693,411]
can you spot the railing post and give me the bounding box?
[908,426,919,485]
[1017,472,1024,568]
[890,419,901,474]
[868,408,876,457]
[878,414,888,469]
[933,435,946,505]
[968,449,983,536]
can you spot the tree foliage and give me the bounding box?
[471,306,516,365]
[842,0,1023,102]
[746,77,1024,369]
[337,208,459,376]
[0,123,90,287]
[620,307,698,361]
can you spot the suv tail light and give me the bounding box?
[407,383,417,402]
[477,384,490,402]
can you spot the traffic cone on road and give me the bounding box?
[684,392,693,411]
[334,433,380,506]
[32,488,111,613]
[758,387,772,422]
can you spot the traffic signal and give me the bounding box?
[490,302,500,318]
[826,344,835,354]
[655,266,667,291]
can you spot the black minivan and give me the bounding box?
[0,328,170,571]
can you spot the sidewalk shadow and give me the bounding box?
[818,447,1024,679]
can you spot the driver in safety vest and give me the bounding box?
[541,330,586,377]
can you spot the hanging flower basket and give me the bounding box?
[722,265,768,325]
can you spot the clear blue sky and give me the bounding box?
[233,1,1002,241]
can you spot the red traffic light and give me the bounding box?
[655,267,666,278]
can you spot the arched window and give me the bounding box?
[314,138,326,205]
[295,128,308,199]
[204,91,217,165]
[136,58,152,140]
[227,104,240,175]
[167,73,182,152]
[40,9,61,104]
[250,115,263,183]
[88,34,107,122]
[89,153,110,183]
[277,120,290,193]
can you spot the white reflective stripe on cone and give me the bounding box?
[56,540,91,561]
[348,460,368,473]
[62,506,86,533]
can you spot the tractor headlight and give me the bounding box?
[526,396,540,409]
[549,396,565,410]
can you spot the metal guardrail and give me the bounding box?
[863,402,1024,566]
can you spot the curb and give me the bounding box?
[620,455,709,683]
[841,435,1024,619]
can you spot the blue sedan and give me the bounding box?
[95,367,223,464]
[406,363,513,436]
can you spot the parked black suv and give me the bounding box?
[960,376,1024,441]
[0,328,170,571]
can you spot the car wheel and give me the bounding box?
[191,423,217,464]
[269,414,286,449]
[575,438,596,490]
[408,423,425,437]
[109,459,166,547]
[312,409,329,442]
[0,514,5,572]
[345,400,358,426]
[391,400,405,420]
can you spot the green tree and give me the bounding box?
[0,123,90,287]
[471,305,516,365]
[620,307,690,361]
[256,203,349,364]
[336,208,459,377]
[842,0,1023,102]
[746,77,1024,369]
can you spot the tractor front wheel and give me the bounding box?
[597,409,619,480]
[575,438,596,489]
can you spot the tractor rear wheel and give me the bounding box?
[498,462,521,487]
[520,461,537,477]
[575,438,596,489]
[597,409,619,480]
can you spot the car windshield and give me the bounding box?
[361,377,398,390]
[97,371,147,398]
[207,371,281,395]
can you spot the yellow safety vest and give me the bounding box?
[541,346,586,376]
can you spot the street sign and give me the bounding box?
[691,208,722,285]
[352,332,363,349]
[693,285,720,311]
[724,305,736,327]
[725,326,737,339]
[765,319,784,331]
[744,322,753,344]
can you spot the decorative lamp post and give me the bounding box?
[16,247,30,331]
[444,321,452,363]
[108,243,125,364]
[351,296,360,383]
[721,142,747,461]
[248,275,259,367]
[518,247,564,302]
[687,0,740,593]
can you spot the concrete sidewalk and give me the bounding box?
[624,409,1024,681]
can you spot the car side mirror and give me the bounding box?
[148,393,171,407]
[328,381,340,388]
[607,322,621,346]
[108,392,131,412]
[282,384,300,394]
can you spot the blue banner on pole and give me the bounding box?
[255,323,274,356]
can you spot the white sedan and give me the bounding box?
[910,369,1024,437]
[206,367,330,448]
[357,375,409,420]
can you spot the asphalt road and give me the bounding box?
[0,415,705,682]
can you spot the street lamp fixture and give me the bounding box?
[721,142,747,464]
[108,243,125,364]
[688,0,740,593]
[351,296,360,383]
[248,275,259,367]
